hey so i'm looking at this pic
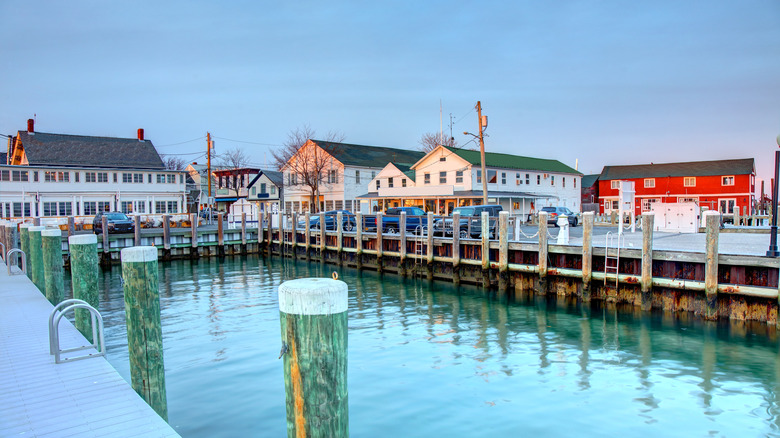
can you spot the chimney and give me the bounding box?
[137,128,144,141]
[27,119,34,134]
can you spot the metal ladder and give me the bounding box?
[413,225,426,277]
[604,231,624,289]
[48,299,106,364]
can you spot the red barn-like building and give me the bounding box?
[598,159,755,216]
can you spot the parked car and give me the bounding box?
[380,207,432,234]
[433,205,503,238]
[540,206,578,227]
[93,211,135,234]
[199,208,223,220]
[298,210,357,231]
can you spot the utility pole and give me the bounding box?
[477,101,488,205]
[207,132,213,220]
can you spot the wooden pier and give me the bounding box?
[0,260,179,437]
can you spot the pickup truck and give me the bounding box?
[380,207,432,235]
[432,205,503,238]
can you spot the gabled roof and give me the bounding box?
[15,131,165,170]
[600,159,755,180]
[247,169,284,189]
[443,146,581,175]
[311,140,424,169]
[581,174,600,187]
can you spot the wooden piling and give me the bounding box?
[120,246,168,421]
[641,213,654,311]
[278,210,284,255]
[538,212,548,294]
[452,212,460,286]
[337,211,344,265]
[376,212,383,273]
[319,212,326,258]
[704,211,720,319]
[68,234,99,342]
[304,212,311,260]
[581,212,593,302]
[278,277,349,437]
[217,213,224,257]
[67,216,75,237]
[102,215,110,255]
[498,211,509,292]
[266,208,272,255]
[190,213,199,259]
[291,212,298,251]
[19,224,31,279]
[134,215,142,246]
[355,212,363,269]
[42,228,64,306]
[28,226,46,292]
[399,212,407,276]
[241,212,247,247]
[426,212,434,281]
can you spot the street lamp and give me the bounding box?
[767,133,780,257]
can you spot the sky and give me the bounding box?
[1,1,779,184]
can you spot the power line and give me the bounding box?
[212,136,281,147]
[155,136,206,147]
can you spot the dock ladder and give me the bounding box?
[48,299,106,364]
[604,231,624,289]
[413,225,426,277]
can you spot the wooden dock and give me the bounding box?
[0,260,180,437]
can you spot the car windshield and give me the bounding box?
[453,207,475,216]
[541,207,556,212]
[106,213,129,220]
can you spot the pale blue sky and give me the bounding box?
[2,1,779,183]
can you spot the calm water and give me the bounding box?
[64,256,780,437]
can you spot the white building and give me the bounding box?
[361,145,582,217]
[1,121,186,220]
[281,139,424,213]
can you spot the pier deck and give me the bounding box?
[0,261,179,437]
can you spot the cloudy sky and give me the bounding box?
[2,1,779,182]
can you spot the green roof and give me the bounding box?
[600,159,755,180]
[312,140,424,169]
[444,147,580,175]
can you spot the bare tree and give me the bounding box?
[418,131,457,153]
[161,155,187,171]
[216,146,250,169]
[272,124,346,213]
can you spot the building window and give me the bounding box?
[2,170,12,181]
[75,172,80,182]
[121,201,133,214]
[376,180,380,190]
[328,170,338,184]
[424,173,430,184]
[157,174,166,183]
[167,174,175,184]
[644,178,655,188]
[402,179,407,187]
[439,171,447,184]
[388,177,394,188]
[722,176,734,186]
[682,177,695,187]
[487,170,497,184]
[271,186,276,195]
[641,198,660,212]
[260,183,267,193]
[551,175,555,186]
[33,171,38,182]
[525,174,530,185]
[123,173,133,183]
[148,174,152,183]
[86,172,96,182]
[719,199,736,213]
[537,175,541,185]
[501,172,506,185]
[439,157,446,162]
[611,180,620,189]
[355,171,360,184]
[574,178,577,188]
[678,197,698,204]
[516,173,521,185]
[134,201,146,213]
[180,175,184,184]
[562,177,565,188]
[113,173,118,183]
[44,171,67,182]
[167,201,178,213]
[134,173,143,183]
[98,172,108,183]
[84,202,97,216]
[476,170,481,184]
[155,201,166,213]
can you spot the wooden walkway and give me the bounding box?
[0,261,179,437]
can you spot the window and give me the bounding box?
[134,173,143,183]
[157,174,166,183]
[388,177,394,188]
[75,172,80,182]
[98,201,111,213]
[167,201,178,213]
[551,175,555,186]
[123,173,133,183]
[516,173,521,185]
[501,172,506,185]
[641,198,660,212]
[719,199,736,214]
[13,202,32,217]
[121,201,133,214]
[562,177,566,188]
[83,202,97,216]
[155,201,166,213]
[537,175,541,184]
[113,173,118,183]
[271,186,276,194]
[439,157,446,162]
[292,174,297,185]
[167,174,176,184]
[180,175,184,184]
[611,200,619,209]
[476,170,481,184]
[355,171,360,184]
[44,171,67,182]
[33,171,38,182]
[644,178,655,188]
[722,176,734,186]
[12,170,29,182]
[260,183,267,193]
[328,170,338,184]
[1,170,10,181]
[487,170,497,183]
[439,171,446,184]
[526,174,530,185]
[402,179,407,187]
[86,172,96,182]
[611,180,620,189]
[251,187,256,195]
[678,197,698,204]
[574,178,577,189]
[371,171,376,179]
[148,174,152,183]
[684,177,695,187]
[376,180,380,190]
[424,173,430,184]
[134,200,146,213]
[456,170,463,184]
[98,172,108,183]
[43,202,57,217]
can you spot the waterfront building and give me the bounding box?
[281,139,423,213]
[597,158,756,216]
[213,167,284,213]
[1,120,186,220]
[185,162,222,213]
[247,170,283,213]
[360,145,582,216]
[580,174,600,213]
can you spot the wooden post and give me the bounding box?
[68,234,99,342]
[291,212,298,251]
[163,214,171,251]
[355,212,363,269]
[189,213,199,259]
[337,211,344,265]
[498,211,509,292]
[376,212,383,273]
[266,207,272,255]
[121,246,168,421]
[641,213,654,311]
[538,212,549,294]
[304,212,311,260]
[102,215,110,254]
[399,211,407,276]
[28,226,46,292]
[134,215,142,246]
[67,216,75,237]
[33,217,40,226]
[278,209,284,255]
[426,212,434,281]
[278,278,348,437]
[42,228,64,306]
[452,212,460,286]
[734,207,741,227]
[480,211,490,288]
[241,212,247,253]
[581,212,594,302]
[217,212,224,257]
[19,224,31,279]
[704,211,720,319]
[319,212,326,258]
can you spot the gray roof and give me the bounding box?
[311,140,424,168]
[262,170,284,187]
[600,159,755,180]
[356,190,554,199]
[17,131,165,170]
[581,174,600,187]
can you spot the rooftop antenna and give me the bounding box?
[575,158,579,171]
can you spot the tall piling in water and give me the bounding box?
[69,234,99,342]
[28,226,46,292]
[42,228,64,306]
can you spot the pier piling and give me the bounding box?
[28,226,46,292]
[704,211,720,319]
[537,212,548,294]
[19,224,31,279]
[452,212,461,286]
[217,213,224,257]
[641,213,654,311]
[581,212,593,302]
[42,228,64,306]
[68,234,99,342]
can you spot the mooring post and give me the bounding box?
[304,212,311,260]
[278,277,349,437]
[498,211,509,292]
[67,216,75,238]
[68,234,99,342]
[217,212,225,257]
[538,212,549,294]
[641,213,654,311]
[319,212,326,259]
[278,209,284,256]
[133,215,142,246]
[291,212,298,253]
[102,215,110,259]
[376,212,383,273]
[426,212,434,281]
[355,212,363,269]
[42,228,64,306]
[121,246,168,421]
[452,212,461,286]
[19,223,31,279]
[399,212,407,276]
[241,212,247,254]
[28,226,46,292]
[162,214,171,259]
[190,213,199,259]
[704,211,720,319]
[581,212,594,302]
[337,211,344,265]
[734,208,741,227]
[33,217,40,226]
[266,207,272,255]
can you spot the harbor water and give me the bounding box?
[65,255,780,437]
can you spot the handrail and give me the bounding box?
[48,299,106,364]
[6,249,27,275]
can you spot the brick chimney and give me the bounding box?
[137,128,144,141]
[27,119,34,134]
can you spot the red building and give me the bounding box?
[598,159,755,216]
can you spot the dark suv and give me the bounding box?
[93,211,135,234]
[540,206,578,227]
[433,204,503,238]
